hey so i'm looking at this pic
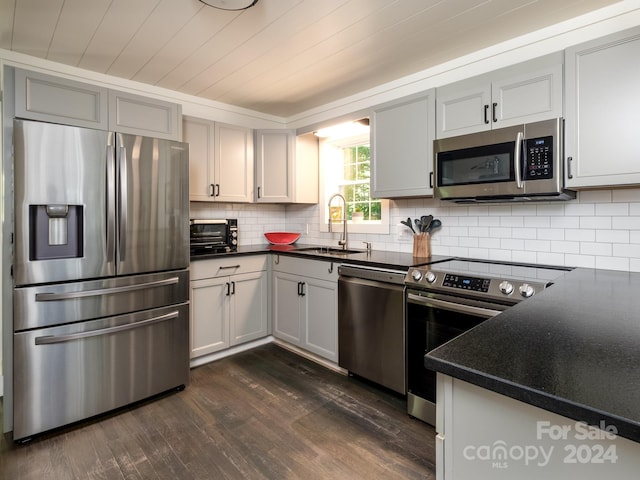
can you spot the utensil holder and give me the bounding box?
[413,233,431,258]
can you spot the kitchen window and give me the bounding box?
[319,121,389,234]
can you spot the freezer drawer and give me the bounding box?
[13,302,189,440]
[14,270,189,331]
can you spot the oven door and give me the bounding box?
[406,289,506,425]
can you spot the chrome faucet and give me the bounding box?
[328,193,348,250]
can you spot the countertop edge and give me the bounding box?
[425,353,640,444]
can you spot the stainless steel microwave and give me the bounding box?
[434,118,575,203]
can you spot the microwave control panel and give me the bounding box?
[524,136,553,180]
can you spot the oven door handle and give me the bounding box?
[407,293,502,319]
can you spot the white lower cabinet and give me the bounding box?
[272,255,339,362]
[436,374,640,480]
[190,256,268,359]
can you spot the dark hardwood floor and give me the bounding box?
[0,344,436,479]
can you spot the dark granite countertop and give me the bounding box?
[191,243,450,271]
[424,267,640,443]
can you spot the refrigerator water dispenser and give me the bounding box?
[29,204,83,260]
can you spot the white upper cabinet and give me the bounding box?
[565,26,640,188]
[436,54,563,138]
[12,68,181,140]
[108,90,181,140]
[13,68,108,130]
[371,91,436,198]
[183,116,253,203]
[254,129,318,203]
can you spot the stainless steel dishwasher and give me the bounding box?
[338,264,406,394]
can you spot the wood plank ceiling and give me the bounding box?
[0,0,622,117]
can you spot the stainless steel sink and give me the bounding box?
[296,246,365,256]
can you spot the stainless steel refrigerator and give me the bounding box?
[12,119,190,441]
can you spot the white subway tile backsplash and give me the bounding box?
[524,216,550,228]
[612,189,640,202]
[612,217,640,230]
[596,203,629,216]
[500,216,524,227]
[536,252,565,266]
[596,230,629,243]
[596,256,629,271]
[564,203,595,216]
[210,187,640,274]
[500,238,524,250]
[536,204,565,217]
[581,242,612,256]
[579,217,612,230]
[478,216,501,227]
[537,228,564,241]
[550,216,580,228]
[551,240,580,254]
[565,254,595,269]
[579,190,612,203]
[524,239,551,252]
[565,229,595,242]
[511,228,537,239]
[613,244,640,258]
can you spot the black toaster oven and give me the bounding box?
[190,219,238,254]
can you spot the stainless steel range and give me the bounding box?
[404,258,571,425]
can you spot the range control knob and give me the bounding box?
[519,283,535,298]
[411,270,423,281]
[499,281,514,295]
[425,271,437,284]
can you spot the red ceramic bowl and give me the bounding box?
[264,232,301,245]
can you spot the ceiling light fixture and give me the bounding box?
[199,0,259,10]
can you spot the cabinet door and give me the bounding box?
[436,81,491,138]
[301,277,338,362]
[215,123,254,202]
[190,276,229,358]
[255,129,294,202]
[230,271,268,346]
[108,90,181,140]
[492,63,562,129]
[272,271,302,345]
[13,68,108,130]
[372,93,436,198]
[183,117,215,201]
[565,27,640,187]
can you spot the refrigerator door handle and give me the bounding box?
[118,141,128,262]
[34,311,179,345]
[107,140,116,265]
[34,277,180,301]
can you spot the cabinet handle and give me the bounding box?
[297,282,301,295]
[484,104,490,124]
[300,282,306,297]
[219,265,241,270]
[492,102,498,123]
[209,184,215,197]
[429,171,434,189]
[231,281,236,295]
[257,186,261,199]
[328,262,334,274]
[225,282,231,296]
[215,184,220,197]
[567,156,574,179]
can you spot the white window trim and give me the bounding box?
[319,134,390,235]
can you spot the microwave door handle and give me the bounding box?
[514,131,524,189]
